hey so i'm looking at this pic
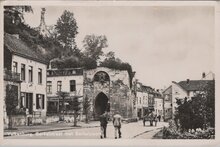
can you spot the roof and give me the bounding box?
[4,33,48,64]
[178,80,213,91]
[47,68,83,77]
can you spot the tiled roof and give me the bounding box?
[178,80,213,91]
[4,33,48,64]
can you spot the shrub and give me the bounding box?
[162,127,215,139]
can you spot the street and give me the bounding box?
[5,121,167,139]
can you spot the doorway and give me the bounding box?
[94,92,109,116]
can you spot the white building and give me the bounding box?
[46,68,84,115]
[4,33,48,119]
[154,96,164,118]
[164,72,215,119]
[135,82,155,119]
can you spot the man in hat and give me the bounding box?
[113,111,122,139]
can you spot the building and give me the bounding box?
[135,82,148,119]
[35,8,53,37]
[154,90,164,119]
[164,72,215,119]
[134,81,159,119]
[163,86,172,121]
[4,33,48,126]
[46,68,84,117]
[84,67,134,119]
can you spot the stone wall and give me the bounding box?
[84,67,134,119]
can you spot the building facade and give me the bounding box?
[46,68,84,116]
[163,86,172,121]
[164,72,215,119]
[84,67,134,119]
[4,33,48,126]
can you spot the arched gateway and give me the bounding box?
[94,92,109,116]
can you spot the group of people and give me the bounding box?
[99,111,122,139]
[143,113,161,127]
[99,111,162,139]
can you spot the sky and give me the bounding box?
[24,6,215,89]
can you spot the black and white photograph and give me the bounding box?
[1,1,219,146]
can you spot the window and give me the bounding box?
[36,94,45,109]
[21,64,25,81]
[57,81,62,92]
[38,68,42,84]
[20,92,25,108]
[47,81,52,93]
[70,80,76,92]
[28,66,33,82]
[12,61,17,73]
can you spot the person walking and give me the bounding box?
[149,112,154,126]
[113,111,122,139]
[157,115,161,122]
[154,115,158,126]
[99,111,108,139]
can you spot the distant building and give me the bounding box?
[163,86,172,121]
[154,90,163,119]
[164,72,215,119]
[134,82,157,119]
[35,8,55,38]
[4,33,48,126]
[135,82,148,119]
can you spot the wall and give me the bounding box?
[84,67,133,119]
[12,55,47,116]
[163,86,172,120]
[154,97,163,117]
[171,82,188,118]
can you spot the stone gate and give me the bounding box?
[84,67,134,119]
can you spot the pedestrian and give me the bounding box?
[143,114,147,126]
[154,115,158,126]
[113,111,122,139]
[157,115,161,122]
[99,111,108,139]
[143,115,146,126]
[149,112,154,126]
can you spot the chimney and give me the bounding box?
[186,79,190,84]
[202,72,206,79]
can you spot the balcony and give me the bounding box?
[4,70,21,82]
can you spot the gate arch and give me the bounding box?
[94,92,109,116]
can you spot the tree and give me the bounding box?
[100,52,133,87]
[69,97,81,126]
[5,84,18,129]
[83,95,91,123]
[57,91,69,121]
[175,80,215,132]
[55,10,78,56]
[82,34,108,62]
[4,6,33,34]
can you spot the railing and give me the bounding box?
[4,70,21,82]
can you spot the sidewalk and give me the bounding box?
[4,121,101,137]
[122,121,168,139]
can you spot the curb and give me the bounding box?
[4,125,100,137]
[132,127,163,138]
